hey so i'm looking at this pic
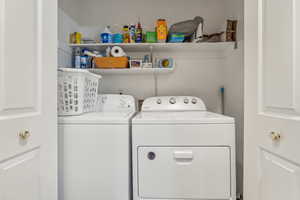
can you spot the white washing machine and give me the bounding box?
[132,96,236,200]
[58,94,136,200]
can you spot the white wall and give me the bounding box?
[223,0,244,196]
[61,0,228,39]
[101,52,226,112]
[58,8,81,68]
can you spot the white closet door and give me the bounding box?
[244,0,300,199]
[0,0,57,200]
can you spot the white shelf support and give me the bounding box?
[150,45,154,64]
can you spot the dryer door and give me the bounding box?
[138,146,231,199]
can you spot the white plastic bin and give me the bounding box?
[58,68,102,116]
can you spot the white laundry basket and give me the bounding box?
[58,68,102,116]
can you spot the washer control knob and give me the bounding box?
[156,99,162,104]
[169,97,176,104]
[191,98,197,104]
[184,98,189,104]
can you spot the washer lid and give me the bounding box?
[58,111,135,124]
[132,111,234,124]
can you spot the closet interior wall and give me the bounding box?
[223,0,244,195]
[58,0,244,196]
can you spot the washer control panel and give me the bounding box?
[96,94,136,112]
[142,96,206,111]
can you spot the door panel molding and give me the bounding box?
[0,148,40,200]
[258,148,300,200]
[258,0,300,118]
[0,0,43,118]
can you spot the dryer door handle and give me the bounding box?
[173,150,194,161]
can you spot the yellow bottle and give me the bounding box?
[75,32,82,44]
[123,25,130,43]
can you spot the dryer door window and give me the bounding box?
[137,146,231,199]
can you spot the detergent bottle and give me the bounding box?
[101,26,113,43]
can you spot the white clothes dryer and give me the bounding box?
[132,96,236,200]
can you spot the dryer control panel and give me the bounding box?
[142,96,206,112]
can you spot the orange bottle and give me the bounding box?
[156,19,168,43]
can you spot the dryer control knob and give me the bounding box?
[148,152,156,160]
[169,97,176,104]
[184,98,189,104]
[191,98,197,104]
[156,99,162,104]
